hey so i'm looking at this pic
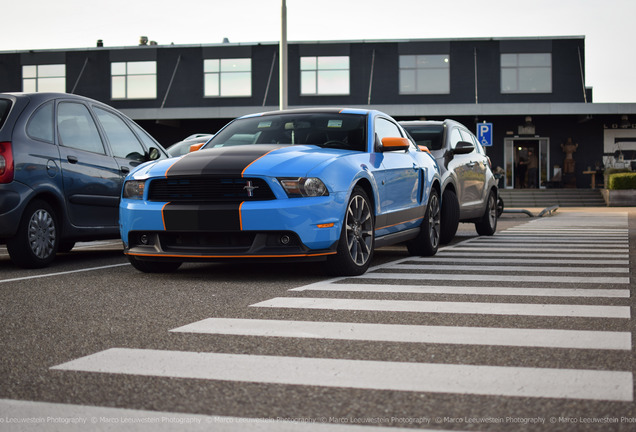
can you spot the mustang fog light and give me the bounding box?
[123,180,145,199]
[278,177,328,197]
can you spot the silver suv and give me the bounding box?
[401,119,498,243]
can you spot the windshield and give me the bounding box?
[403,125,444,151]
[208,112,367,152]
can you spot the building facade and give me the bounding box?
[2,36,635,189]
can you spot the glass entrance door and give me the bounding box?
[503,137,549,189]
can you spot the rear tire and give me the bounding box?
[7,200,59,268]
[475,190,498,236]
[128,255,182,273]
[326,187,374,276]
[439,189,459,244]
[407,189,440,256]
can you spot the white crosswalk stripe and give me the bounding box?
[50,210,634,409]
[52,348,633,401]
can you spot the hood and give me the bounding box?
[132,144,348,179]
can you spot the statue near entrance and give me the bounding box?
[561,137,578,174]
[561,137,578,187]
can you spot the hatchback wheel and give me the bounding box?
[326,186,374,276]
[475,190,498,236]
[7,200,59,268]
[407,188,440,256]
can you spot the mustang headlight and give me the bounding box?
[278,177,328,197]
[123,180,146,199]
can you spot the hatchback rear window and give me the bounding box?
[0,99,12,130]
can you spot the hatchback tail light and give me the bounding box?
[0,141,14,183]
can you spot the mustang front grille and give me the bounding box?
[148,177,275,202]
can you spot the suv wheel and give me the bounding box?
[440,189,459,244]
[7,200,59,268]
[475,190,498,236]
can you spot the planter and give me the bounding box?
[601,189,636,206]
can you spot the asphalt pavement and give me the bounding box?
[0,208,635,431]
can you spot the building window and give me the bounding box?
[501,53,552,93]
[22,64,66,92]
[204,58,252,97]
[300,56,350,95]
[111,61,157,99]
[399,55,449,94]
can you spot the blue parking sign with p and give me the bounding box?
[477,123,493,146]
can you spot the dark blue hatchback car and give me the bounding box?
[0,92,168,268]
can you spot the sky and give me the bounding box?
[3,0,635,103]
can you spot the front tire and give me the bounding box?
[439,189,459,244]
[475,190,498,236]
[407,189,440,256]
[326,187,374,276]
[7,200,59,268]
[128,255,182,273]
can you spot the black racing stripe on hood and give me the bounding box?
[166,144,285,177]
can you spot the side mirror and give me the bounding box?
[418,145,431,154]
[189,143,205,152]
[453,140,475,155]
[148,147,161,160]
[380,137,410,152]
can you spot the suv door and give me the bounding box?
[56,101,121,228]
[466,130,488,206]
[447,127,474,214]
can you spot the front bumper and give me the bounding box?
[120,193,346,261]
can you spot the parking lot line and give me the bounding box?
[251,297,631,318]
[171,318,632,350]
[0,263,129,284]
[51,348,633,401]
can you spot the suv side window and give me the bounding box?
[470,133,486,155]
[26,101,54,143]
[58,102,105,154]
[449,127,463,150]
[94,107,146,161]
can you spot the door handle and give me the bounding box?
[121,166,130,174]
[67,155,78,164]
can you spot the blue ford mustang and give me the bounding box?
[119,108,441,275]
